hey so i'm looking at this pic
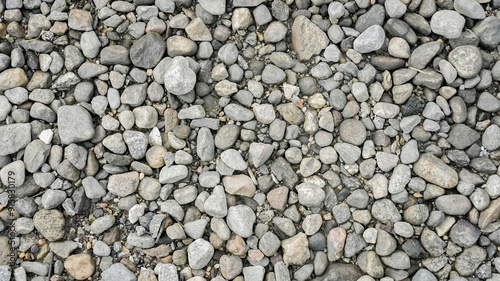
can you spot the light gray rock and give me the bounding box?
[448,45,483,79]
[164,56,196,96]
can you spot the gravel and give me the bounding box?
[2,1,500,280]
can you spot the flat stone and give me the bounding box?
[435,195,472,215]
[68,9,93,31]
[102,263,136,281]
[198,0,226,15]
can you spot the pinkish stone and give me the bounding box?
[327,227,347,261]
[267,186,289,211]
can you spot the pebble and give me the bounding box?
[413,154,458,189]
[64,254,95,280]
[33,209,66,241]
[0,1,498,280]
[292,15,329,61]
[164,56,197,96]
[187,238,214,269]
[448,45,483,78]
[430,10,465,39]
[435,195,472,216]
[353,25,385,54]
[227,205,256,237]
[282,233,310,265]
[102,263,136,281]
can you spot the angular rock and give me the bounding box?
[292,16,329,61]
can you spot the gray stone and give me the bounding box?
[413,154,458,189]
[226,205,255,238]
[296,183,326,208]
[262,64,286,84]
[472,16,500,49]
[447,124,480,149]
[454,0,485,19]
[187,238,214,269]
[371,199,402,223]
[57,105,95,145]
[339,119,366,146]
[430,10,465,39]
[353,25,385,54]
[159,165,188,184]
[33,209,66,241]
[292,15,329,61]
[197,127,215,162]
[0,123,31,156]
[482,125,500,151]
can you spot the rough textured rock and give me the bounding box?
[291,16,329,61]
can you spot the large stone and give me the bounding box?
[472,16,500,49]
[107,172,140,197]
[430,10,465,39]
[455,246,486,276]
[0,68,28,91]
[413,154,458,189]
[448,45,483,79]
[0,123,31,156]
[102,263,137,281]
[68,9,93,31]
[313,263,363,281]
[327,227,346,262]
[33,209,66,241]
[447,124,480,149]
[282,233,310,265]
[478,198,500,229]
[64,254,95,280]
[249,143,274,167]
[187,238,214,269]
[223,174,256,197]
[226,205,255,238]
[164,56,196,95]
[130,32,166,69]
[57,105,95,144]
[198,0,226,15]
[292,16,329,61]
[353,25,385,53]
